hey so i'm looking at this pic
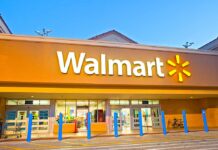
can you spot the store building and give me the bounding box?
[0,32,218,137]
[0,15,12,34]
[199,36,218,52]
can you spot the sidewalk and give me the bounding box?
[0,131,218,150]
[1,127,218,142]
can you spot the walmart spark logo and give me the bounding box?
[167,55,191,83]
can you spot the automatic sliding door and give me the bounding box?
[132,108,140,129]
[29,110,49,133]
[111,109,121,130]
[121,108,130,131]
[151,107,161,128]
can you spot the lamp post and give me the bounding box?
[35,28,52,36]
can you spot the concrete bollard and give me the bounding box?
[114,112,118,137]
[26,113,33,142]
[87,112,91,139]
[139,111,143,136]
[202,110,209,132]
[161,111,167,135]
[58,113,63,141]
[182,110,188,134]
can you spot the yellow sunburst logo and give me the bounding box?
[167,55,191,83]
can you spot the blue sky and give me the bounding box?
[1,0,218,49]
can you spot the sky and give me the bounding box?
[1,0,218,49]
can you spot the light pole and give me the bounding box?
[183,42,194,49]
[35,28,52,36]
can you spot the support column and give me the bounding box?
[0,98,6,122]
[49,100,56,135]
[0,98,6,136]
[105,100,111,133]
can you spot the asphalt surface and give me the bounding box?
[0,131,218,150]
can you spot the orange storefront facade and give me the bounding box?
[0,34,218,137]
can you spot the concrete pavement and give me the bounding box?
[0,131,218,150]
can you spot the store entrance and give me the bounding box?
[111,108,131,131]
[5,108,49,135]
[76,108,88,131]
[132,107,160,129]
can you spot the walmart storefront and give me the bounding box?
[0,34,218,137]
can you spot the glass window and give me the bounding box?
[148,100,153,104]
[152,100,159,104]
[40,100,50,105]
[33,100,40,105]
[56,100,66,118]
[6,100,17,105]
[97,100,105,122]
[120,100,129,105]
[30,110,39,120]
[110,100,119,105]
[77,100,88,106]
[18,100,25,105]
[6,111,16,120]
[131,100,138,105]
[89,100,97,122]
[139,100,150,105]
[39,110,49,119]
[25,100,34,105]
[65,100,76,123]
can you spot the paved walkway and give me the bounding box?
[0,131,218,150]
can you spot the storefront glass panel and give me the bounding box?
[89,100,97,122]
[65,100,76,123]
[121,108,130,130]
[120,100,129,105]
[55,100,106,124]
[56,100,66,120]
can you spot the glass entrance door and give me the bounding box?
[141,108,152,127]
[111,109,121,130]
[151,107,160,128]
[5,110,27,135]
[131,107,161,129]
[17,110,27,133]
[76,108,88,131]
[132,108,140,129]
[121,108,130,131]
[30,110,49,133]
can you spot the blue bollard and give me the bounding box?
[161,111,167,135]
[139,111,143,136]
[202,110,209,132]
[182,110,188,134]
[87,112,91,139]
[114,112,118,137]
[26,113,33,142]
[58,113,63,141]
